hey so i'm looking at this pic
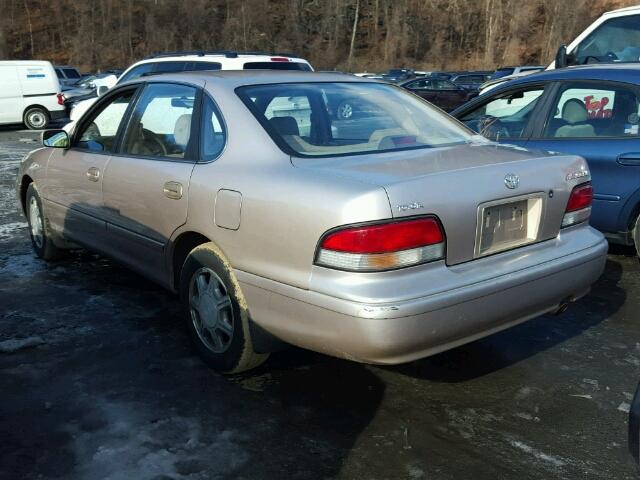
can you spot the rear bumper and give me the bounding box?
[238,227,607,364]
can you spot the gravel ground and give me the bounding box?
[0,127,639,479]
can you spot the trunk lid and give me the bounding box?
[293,143,589,265]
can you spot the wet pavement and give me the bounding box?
[1,127,639,479]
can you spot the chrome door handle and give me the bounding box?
[86,167,100,182]
[163,181,183,200]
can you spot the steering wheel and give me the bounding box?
[140,128,167,156]
[478,115,509,140]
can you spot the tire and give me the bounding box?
[179,243,269,374]
[25,183,63,260]
[633,214,640,257]
[23,107,50,130]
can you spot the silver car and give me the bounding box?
[16,71,607,373]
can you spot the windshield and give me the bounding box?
[237,82,475,157]
[574,14,640,64]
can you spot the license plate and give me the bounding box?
[476,196,543,257]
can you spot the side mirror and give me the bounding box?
[97,86,109,96]
[555,44,568,68]
[42,129,70,149]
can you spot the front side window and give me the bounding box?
[238,82,477,157]
[406,79,432,90]
[542,83,640,138]
[574,15,640,65]
[76,90,135,152]
[459,87,545,140]
[122,83,196,159]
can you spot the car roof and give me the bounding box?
[490,64,640,90]
[128,70,369,88]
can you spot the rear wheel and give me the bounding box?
[24,107,50,130]
[180,243,268,373]
[25,183,62,260]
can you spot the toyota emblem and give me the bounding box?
[504,173,519,189]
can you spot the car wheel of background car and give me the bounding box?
[23,107,50,130]
[336,101,354,119]
[633,214,640,257]
[180,243,269,374]
[25,183,63,260]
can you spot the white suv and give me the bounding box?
[67,51,313,123]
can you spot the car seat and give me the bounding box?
[555,99,596,137]
[174,114,192,151]
[269,116,300,136]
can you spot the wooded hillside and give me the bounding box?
[0,0,637,72]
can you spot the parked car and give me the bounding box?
[452,64,640,253]
[381,68,416,83]
[480,66,546,94]
[0,60,66,129]
[399,77,478,111]
[54,65,83,87]
[449,71,493,90]
[67,51,314,123]
[17,71,606,373]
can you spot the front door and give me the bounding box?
[101,82,199,280]
[43,88,136,249]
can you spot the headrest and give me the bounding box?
[174,114,192,147]
[562,99,588,124]
[269,116,299,136]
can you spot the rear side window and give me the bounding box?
[62,68,81,79]
[153,61,187,73]
[76,90,135,152]
[122,83,197,159]
[543,83,640,138]
[201,96,226,161]
[119,64,155,83]
[243,62,312,71]
[188,62,222,71]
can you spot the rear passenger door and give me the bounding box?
[525,81,640,235]
[101,82,200,281]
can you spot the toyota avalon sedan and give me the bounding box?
[16,71,607,373]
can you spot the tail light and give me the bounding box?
[57,93,65,106]
[562,182,593,228]
[315,217,445,272]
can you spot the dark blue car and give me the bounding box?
[452,65,640,252]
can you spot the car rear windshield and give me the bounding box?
[243,62,312,71]
[237,82,475,157]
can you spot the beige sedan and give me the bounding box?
[16,71,607,373]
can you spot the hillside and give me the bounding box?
[0,0,637,72]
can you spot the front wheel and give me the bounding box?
[179,243,269,374]
[23,107,50,130]
[25,183,62,260]
[633,214,640,257]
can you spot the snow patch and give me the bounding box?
[0,336,44,353]
[0,253,47,277]
[0,221,28,241]
[509,439,566,467]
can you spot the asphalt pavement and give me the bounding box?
[1,127,639,479]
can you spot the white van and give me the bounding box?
[67,51,313,124]
[0,60,66,130]
[553,5,640,69]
